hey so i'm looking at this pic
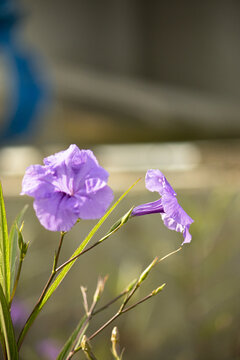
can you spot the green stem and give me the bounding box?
[118,281,139,313]
[92,289,128,316]
[17,232,66,350]
[9,258,23,306]
[87,290,158,343]
[55,221,124,274]
[80,336,99,360]
[87,247,182,343]
[55,240,101,273]
[2,345,7,360]
[0,333,7,360]
[87,312,121,342]
[53,232,66,271]
[157,246,182,263]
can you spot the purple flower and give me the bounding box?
[21,145,113,232]
[132,169,194,244]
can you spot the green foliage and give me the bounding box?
[0,184,28,356]
[17,179,140,349]
[0,184,27,304]
[57,315,87,360]
[0,284,18,359]
[9,206,28,293]
[106,206,134,236]
[138,257,158,284]
[17,224,29,261]
[0,183,10,304]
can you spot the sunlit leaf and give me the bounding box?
[0,183,10,303]
[9,206,28,294]
[57,315,88,360]
[0,284,19,359]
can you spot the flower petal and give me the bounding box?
[161,194,194,244]
[182,225,192,244]
[44,145,99,170]
[85,178,107,194]
[21,165,54,198]
[161,194,193,226]
[33,192,79,232]
[45,146,109,196]
[75,186,114,220]
[145,169,176,196]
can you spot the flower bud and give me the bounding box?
[111,327,121,360]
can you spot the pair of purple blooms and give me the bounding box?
[21,145,193,245]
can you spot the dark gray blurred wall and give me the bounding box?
[23,0,240,99]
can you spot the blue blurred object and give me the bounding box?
[0,0,49,142]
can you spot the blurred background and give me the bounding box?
[1,0,240,359]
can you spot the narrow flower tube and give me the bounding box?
[131,199,164,217]
[132,169,194,245]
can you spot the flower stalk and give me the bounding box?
[17,231,66,349]
[85,246,181,345]
[9,259,23,306]
[65,277,107,360]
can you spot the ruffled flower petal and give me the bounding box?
[46,147,109,196]
[145,169,176,196]
[161,194,193,227]
[44,145,98,168]
[75,186,114,220]
[85,178,108,194]
[21,165,54,198]
[182,226,192,244]
[21,145,113,231]
[33,192,80,232]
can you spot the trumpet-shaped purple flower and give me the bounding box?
[132,169,194,244]
[21,145,113,232]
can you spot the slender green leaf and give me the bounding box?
[57,315,88,360]
[0,284,19,359]
[0,183,10,303]
[18,179,140,348]
[0,328,5,357]
[9,206,28,294]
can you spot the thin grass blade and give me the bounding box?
[0,284,18,359]
[9,205,28,294]
[0,183,10,303]
[57,315,88,360]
